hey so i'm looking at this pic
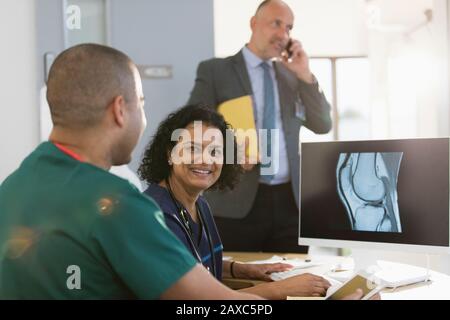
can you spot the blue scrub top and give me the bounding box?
[144,183,223,280]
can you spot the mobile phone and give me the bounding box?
[326,271,384,300]
[285,39,293,58]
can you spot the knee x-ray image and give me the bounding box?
[336,152,403,233]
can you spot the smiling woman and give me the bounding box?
[169,121,224,193]
[138,105,242,280]
[138,105,241,192]
[137,105,333,299]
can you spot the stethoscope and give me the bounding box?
[165,179,217,278]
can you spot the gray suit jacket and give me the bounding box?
[187,50,332,219]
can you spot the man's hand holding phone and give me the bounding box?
[281,38,315,84]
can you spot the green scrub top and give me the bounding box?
[0,142,197,299]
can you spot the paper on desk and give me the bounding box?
[245,255,322,269]
[217,95,258,162]
[245,255,285,264]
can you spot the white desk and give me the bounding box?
[224,252,450,300]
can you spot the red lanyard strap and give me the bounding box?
[53,142,84,162]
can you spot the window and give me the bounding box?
[301,57,370,142]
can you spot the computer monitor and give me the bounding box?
[299,138,450,255]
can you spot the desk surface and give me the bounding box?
[224,251,450,300]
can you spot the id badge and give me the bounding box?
[294,99,306,122]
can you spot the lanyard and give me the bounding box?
[165,180,217,278]
[52,142,84,162]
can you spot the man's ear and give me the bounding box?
[250,16,256,31]
[111,95,126,128]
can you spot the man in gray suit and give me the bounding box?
[187,0,332,252]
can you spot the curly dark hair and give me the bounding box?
[138,105,242,191]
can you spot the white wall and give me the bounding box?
[109,0,215,173]
[368,0,448,139]
[0,0,38,183]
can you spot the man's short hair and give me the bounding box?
[47,43,136,128]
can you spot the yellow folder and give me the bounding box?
[217,95,258,163]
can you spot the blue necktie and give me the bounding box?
[260,62,275,183]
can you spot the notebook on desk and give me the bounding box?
[372,261,431,288]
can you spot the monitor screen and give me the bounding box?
[299,138,450,253]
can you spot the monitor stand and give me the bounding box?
[327,249,432,288]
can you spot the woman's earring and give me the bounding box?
[168,159,173,165]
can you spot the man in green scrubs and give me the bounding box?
[0,43,367,301]
[0,44,258,299]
